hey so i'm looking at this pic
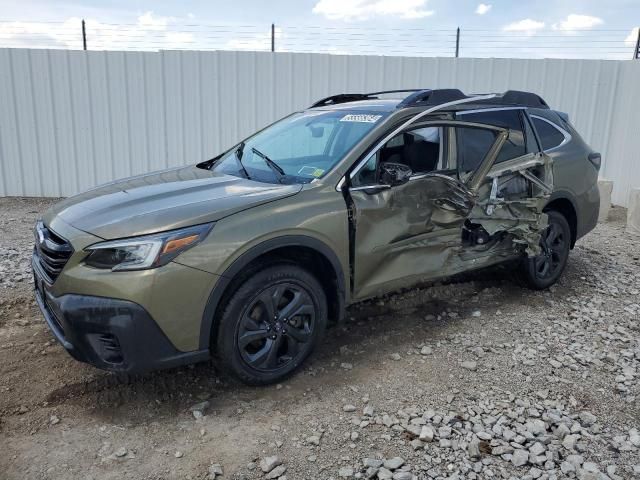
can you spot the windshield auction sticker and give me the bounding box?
[339,114,382,123]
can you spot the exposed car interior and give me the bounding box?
[380,127,442,173]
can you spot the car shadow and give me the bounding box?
[42,255,591,424]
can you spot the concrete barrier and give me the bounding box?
[628,188,640,235]
[598,179,613,222]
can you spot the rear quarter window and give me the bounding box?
[531,117,567,151]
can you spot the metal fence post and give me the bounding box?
[81,19,87,50]
[271,23,275,52]
[455,27,460,58]
[634,27,640,59]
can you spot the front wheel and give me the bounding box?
[518,210,571,290]
[216,264,327,385]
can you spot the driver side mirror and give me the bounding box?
[380,162,412,186]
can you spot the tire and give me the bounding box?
[518,210,571,290]
[216,264,327,385]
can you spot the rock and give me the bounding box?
[260,456,282,473]
[266,464,287,479]
[468,435,481,459]
[392,472,412,480]
[461,360,477,371]
[390,353,401,361]
[410,439,424,450]
[511,449,529,467]
[555,423,571,439]
[528,442,545,456]
[578,462,601,480]
[566,455,584,467]
[343,404,357,412]
[438,426,452,438]
[629,428,640,447]
[49,415,60,425]
[377,467,393,479]
[578,411,597,427]
[364,458,384,468]
[174,451,183,458]
[114,447,127,458]
[208,463,223,478]
[341,362,353,370]
[491,445,513,456]
[562,434,579,451]
[190,400,210,419]
[338,466,354,478]
[419,425,434,442]
[528,467,543,479]
[363,405,375,417]
[526,419,547,436]
[561,461,576,474]
[420,346,433,355]
[383,457,404,470]
[306,435,321,446]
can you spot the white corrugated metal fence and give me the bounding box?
[0,49,639,205]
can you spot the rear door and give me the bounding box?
[346,121,507,300]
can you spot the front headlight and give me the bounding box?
[84,223,213,271]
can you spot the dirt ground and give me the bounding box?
[0,197,638,480]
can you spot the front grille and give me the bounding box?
[34,221,73,283]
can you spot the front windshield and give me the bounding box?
[210,110,388,184]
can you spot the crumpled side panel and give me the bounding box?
[469,154,554,256]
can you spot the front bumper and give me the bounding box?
[33,274,210,373]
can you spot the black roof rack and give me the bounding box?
[309,88,549,110]
[499,90,549,108]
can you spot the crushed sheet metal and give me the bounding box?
[472,154,554,256]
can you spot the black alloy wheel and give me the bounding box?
[533,220,567,280]
[217,264,327,385]
[237,282,315,372]
[519,210,571,290]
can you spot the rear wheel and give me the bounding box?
[216,264,327,385]
[518,210,571,290]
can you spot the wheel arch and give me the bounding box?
[545,192,578,248]
[199,235,346,351]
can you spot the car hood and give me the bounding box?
[43,166,302,239]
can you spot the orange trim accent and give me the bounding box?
[162,234,199,255]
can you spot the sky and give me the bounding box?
[0,0,638,59]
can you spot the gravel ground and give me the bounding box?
[0,196,639,480]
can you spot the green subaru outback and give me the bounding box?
[33,89,600,384]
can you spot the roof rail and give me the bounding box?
[365,89,423,96]
[396,89,468,108]
[500,90,549,108]
[310,93,372,108]
[310,88,549,110]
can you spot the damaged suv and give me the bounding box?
[33,89,600,384]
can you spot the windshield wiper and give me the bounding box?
[234,142,251,179]
[251,147,285,184]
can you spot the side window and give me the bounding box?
[351,126,443,187]
[455,127,498,173]
[458,110,527,163]
[531,117,566,151]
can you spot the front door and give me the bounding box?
[346,121,507,300]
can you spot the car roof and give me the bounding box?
[308,89,550,114]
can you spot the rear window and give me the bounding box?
[458,110,527,163]
[531,117,566,151]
